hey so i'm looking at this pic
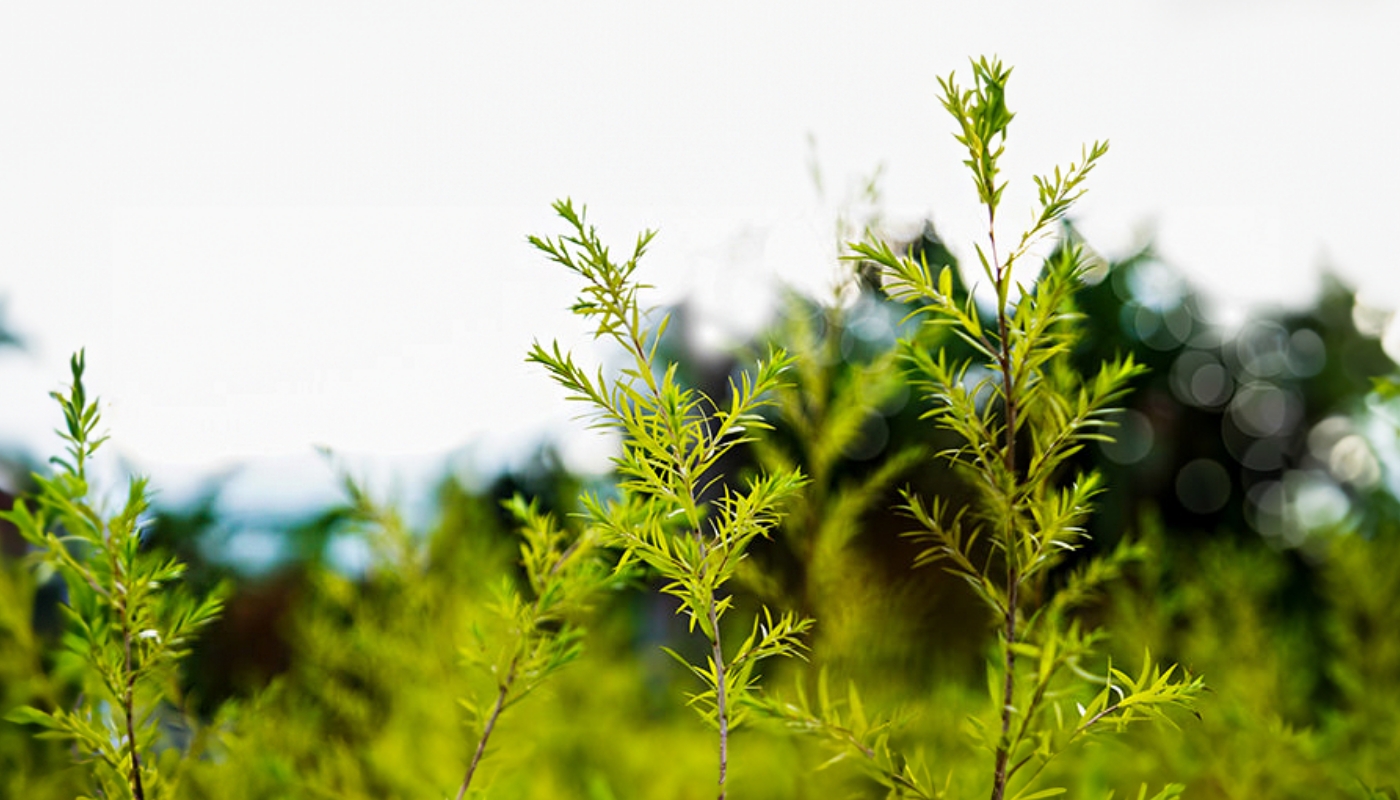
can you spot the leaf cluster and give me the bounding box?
[834,59,1201,799]
[754,669,941,800]
[529,200,812,792]
[459,495,621,719]
[319,454,626,799]
[2,351,224,800]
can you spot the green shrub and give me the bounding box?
[2,352,224,800]
[3,55,1399,800]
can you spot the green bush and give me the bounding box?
[2,56,1398,800]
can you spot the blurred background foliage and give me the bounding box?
[1,209,1399,798]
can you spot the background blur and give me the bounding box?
[3,3,1400,798]
[2,2,1399,512]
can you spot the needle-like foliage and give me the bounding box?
[453,495,623,799]
[842,57,1203,800]
[529,199,812,799]
[321,453,623,800]
[2,351,224,800]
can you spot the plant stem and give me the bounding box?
[989,233,1019,800]
[841,731,932,799]
[455,526,580,800]
[456,664,515,800]
[624,304,729,798]
[990,576,1017,800]
[120,598,145,800]
[708,592,729,800]
[108,530,145,800]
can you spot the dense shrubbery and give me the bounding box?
[2,58,1398,799]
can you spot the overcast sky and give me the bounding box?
[2,2,1398,510]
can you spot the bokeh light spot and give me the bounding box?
[1241,436,1288,471]
[1175,458,1230,514]
[1292,473,1350,531]
[1125,259,1187,310]
[1329,434,1381,488]
[1100,409,1155,465]
[1352,295,1392,338]
[1191,363,1232,407]
[1245,480,1288,542]
[1170,350,1233,408]
[1236,321,1290,378]
[1287,328,1326,377]
[1229,381,1298,438]
[1307,416,1351,461]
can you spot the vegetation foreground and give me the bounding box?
[2,58,1398,800]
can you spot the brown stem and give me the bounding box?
[107,529,145,800]
[989,577,1018,800]
[456,667,514,800]
[989,228,1021,800]
[708,596,729,800]
[1074,700,1123,736]
[120,601,145,800]
[990,232,1016,482]
[455,520,576,800]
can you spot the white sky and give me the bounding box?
[2,2,1398,509]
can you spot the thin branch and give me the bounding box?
[990,574,1018,800]
[115,561,145,800]
[987,144,1024,800]
[708,596,730,800]
[456,661,517,800]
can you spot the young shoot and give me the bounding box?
[322,452,620,800]
[528,199,812,799]
[2,351,224,800]
[848,57,1202,800]
[454,496,621,799]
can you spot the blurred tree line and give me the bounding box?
[1,215,1398,798]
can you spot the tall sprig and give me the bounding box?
[454,496,620,799]
[851,57,1200,800]
[529,199,811,799]
[3,351,224,800]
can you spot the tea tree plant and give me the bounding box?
[840,57,1202,799]
[321,454,621,799]
[756,667,941,797]
[2,351,224,800]
[454,495,620,799]
[529,199,812,799]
